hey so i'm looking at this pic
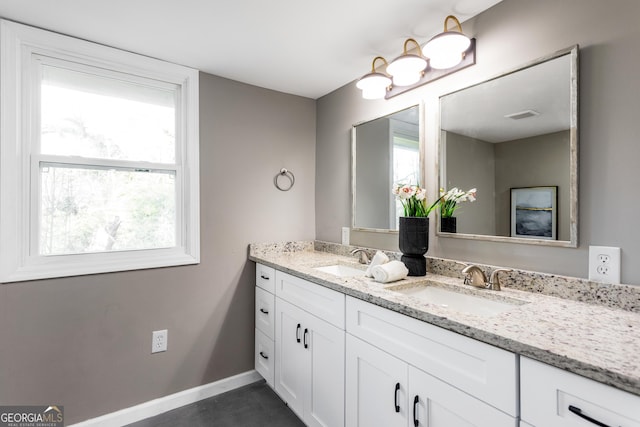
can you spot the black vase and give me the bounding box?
[441,216,457,233]
[398,216,429,276]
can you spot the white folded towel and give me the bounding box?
[371,260,409,283]
[365,251,390,277]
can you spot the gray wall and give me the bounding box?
[0,73,316,423]
[495,131,570,240]
[445,131,496,235]
[355,118,391,229]
[316,0,640,285]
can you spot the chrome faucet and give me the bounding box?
[488,269,511,291]
[462,264,511,291]
[350,248,372,264]
[461,265,487,288]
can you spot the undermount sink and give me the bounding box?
[387,284,525,316]
[313,264,366,277]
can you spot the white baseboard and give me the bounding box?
[69,370,262,427]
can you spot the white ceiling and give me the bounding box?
[441,53,572,142]
[0,0,502,99]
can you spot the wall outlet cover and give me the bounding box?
[152,329,168,353]
[588,246,621,284]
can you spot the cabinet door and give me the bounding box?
[408,366,516,427]
[305,312,345,427]
[346,334,408,427]
[275,298,308,419]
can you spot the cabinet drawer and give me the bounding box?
[255,328,274,388]
[255,287,275,339]
[256,263,276,293]
[275,271,345,329]
[346,296,517,416]
[521,357,640,427]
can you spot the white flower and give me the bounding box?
[415,188,426,201]
[398,185,414,200]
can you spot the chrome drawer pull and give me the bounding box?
[260,308,269,314]
[259,351,268,360]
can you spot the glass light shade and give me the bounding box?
[386,54,427,86]
[356,72,391,99]
[428,52,464,69]
[422,31,471,69]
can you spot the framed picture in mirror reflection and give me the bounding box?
[510,186,557,240]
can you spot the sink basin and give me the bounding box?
[388,284,523,316]
[314,264,366,277]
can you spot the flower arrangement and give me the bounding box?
[439,187,477,218]
[392,184,438,217]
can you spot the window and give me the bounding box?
[0,20,200,282]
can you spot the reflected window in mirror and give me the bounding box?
[353,105,422,231]
[438,46,578,247]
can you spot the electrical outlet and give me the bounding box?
[152,329,168,353]
[589,246,621,284]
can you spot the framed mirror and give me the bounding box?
[438,46,578,247]
[352,104,422,232]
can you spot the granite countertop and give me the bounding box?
[249,241,640,397]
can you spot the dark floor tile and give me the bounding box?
[125,381,304,427]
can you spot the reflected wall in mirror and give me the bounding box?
[352,105,421,231]
[439,46,578,246]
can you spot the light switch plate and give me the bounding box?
[341,227,350,246]
[588,246,621,284]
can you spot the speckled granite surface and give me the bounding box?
[249,240,640,397]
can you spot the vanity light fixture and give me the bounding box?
[386,38,427,86]
[422,15,471,70]
[355,56,392,100]
[357,14,476,100]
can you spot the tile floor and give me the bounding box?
[126,381,304,427]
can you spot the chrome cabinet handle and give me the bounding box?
[303,328,309,349]
[413,395,419,426]
[259,308,269,314]
[260,274,270,280]
[259,351,268,360]
[394,382,400,413]
[296,323,301,343]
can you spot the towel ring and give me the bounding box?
[274,168,295,191]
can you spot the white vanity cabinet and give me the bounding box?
[346,333,409,426]
[254,264,276,387]
[520,357,640,427]
[345,296,518,427]
[274,271,345,427]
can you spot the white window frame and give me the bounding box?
[0,20,200,283]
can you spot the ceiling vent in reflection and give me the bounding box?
[504,109,540,120]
